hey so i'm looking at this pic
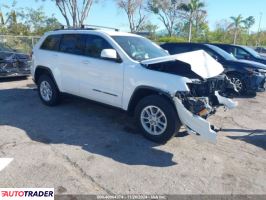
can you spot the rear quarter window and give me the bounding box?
[40,35,61,51]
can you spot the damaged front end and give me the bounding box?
[174,77,238,143]
[186,74,238,109]
[141,50,238,143]
[0,52,31,78]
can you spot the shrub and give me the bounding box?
[156,36,187,43]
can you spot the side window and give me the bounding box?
[194,46,219,60]
[226,47,237,57]
[192,46,208,53]
[59,34,84,55]
[204,49,216,57]
[40,35,61,51]
[84,35,113,58]
[163,45,191,54]
[173,45,191,54]
[235,48,250,59]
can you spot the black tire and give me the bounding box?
[227,73,246,94]
[37,74,60,106]
[134,95,181,144]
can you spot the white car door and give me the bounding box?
[57,34,84,95]
[79,34,124,108]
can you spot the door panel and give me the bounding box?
[79,58,124,107]
[79,34,124,107]
[58,34,84,95]
[58,53,82,95]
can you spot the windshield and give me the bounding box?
[206,44,237,61]
[112,36,168,61]
[242,46,261,58]
[0,43,13,52]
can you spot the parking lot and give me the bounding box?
[0,77,265,194]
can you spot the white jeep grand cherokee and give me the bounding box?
[31,27,237,144]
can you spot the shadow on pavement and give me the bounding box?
[0,76,28,83]
[223,129,266,150]
[0,88,178,167]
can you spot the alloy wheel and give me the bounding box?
[140,105,167,136]
[230,77,243,92]
[40,81,53,101]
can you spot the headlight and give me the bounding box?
[257,68,266,74]
[245,67,260,75]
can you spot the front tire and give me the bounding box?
[135,95,181,144]
[227,74,246,94]
[37,74,60,106]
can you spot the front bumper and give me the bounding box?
[0,61,31,78]
[244,73,266,92]
[173,92,238,143]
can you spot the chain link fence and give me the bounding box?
[0,35,41,54]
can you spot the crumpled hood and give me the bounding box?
[141,50,224,79]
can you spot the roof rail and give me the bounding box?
[54,24,119,32]
[81,24,119,31]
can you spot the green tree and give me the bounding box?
[180,0,206,42]
[208,19,231,43]
[0,11,5,25]
[40,0,99,27]
[148,0,183,36]
[22,7,61,35]
[10,11,17,25]
[229,14,245,44]
[0,0,61,36]
[116,0,147,33]
[244,16,255,35]
[142,21,158,39]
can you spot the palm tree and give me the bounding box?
[0,11,4,25]
[244,16,255,35]
[180,0,206,42]
[229,15,245,44]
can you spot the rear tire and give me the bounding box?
[37,74,60,106]
[134,95,181,144]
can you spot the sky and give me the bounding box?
[1,0,265,33]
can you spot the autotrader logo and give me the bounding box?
[0,188,54,200]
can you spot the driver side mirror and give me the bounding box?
[101,49,119,61]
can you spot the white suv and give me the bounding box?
[31,27,237,144]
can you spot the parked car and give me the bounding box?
[31,27,237,144]
[160,43,266,94]
[212,44,266,65]
[0,43,31,78]
[255,46,266,57]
